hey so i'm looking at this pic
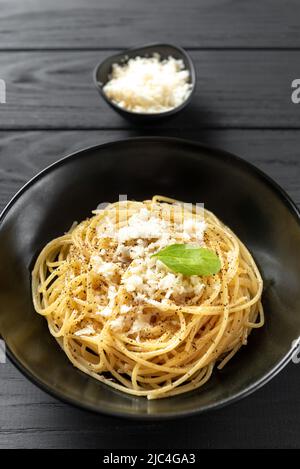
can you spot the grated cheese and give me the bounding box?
[109,316,125,331]
[74,325,95,336]
[120,304,131,314]
[117,208,168,242]
[96,286,117,317]
[94,207,207,333]
[123,274,143,292]
[97,304,113,318]
[130,314,152,333]
[91,255,117,279]
[103,54,192,114]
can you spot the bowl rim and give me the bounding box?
[1,136,299,420]
[93,42,196,118]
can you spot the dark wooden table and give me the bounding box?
[0,0,300,449]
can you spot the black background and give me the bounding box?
[0,0,300,449]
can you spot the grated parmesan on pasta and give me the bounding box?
[94,207,207,330]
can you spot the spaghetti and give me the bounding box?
[32,196,264,399]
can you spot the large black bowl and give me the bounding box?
[0,137,300,420]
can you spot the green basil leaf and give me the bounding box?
[152,244,221,276]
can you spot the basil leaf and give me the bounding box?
[152,244,221,276]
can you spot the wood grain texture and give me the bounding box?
[0,50,299,129]
[0,0,300,49]
[0,360,299,449]
[0,129,300,205]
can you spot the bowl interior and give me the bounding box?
[94,44,196,119]
[1,137,300,419]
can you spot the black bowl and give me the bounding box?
[93,43,196,122]
[1,137,300,420]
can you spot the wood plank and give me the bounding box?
[0,50,300,129]
[0,130,299,448]
[0,359,299,449]
[0,0,300,49]
[0,129,299,206]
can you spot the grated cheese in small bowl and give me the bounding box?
[95,46,195,117]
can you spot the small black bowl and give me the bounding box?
[1,137,300,420]
[93,43,196,122]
